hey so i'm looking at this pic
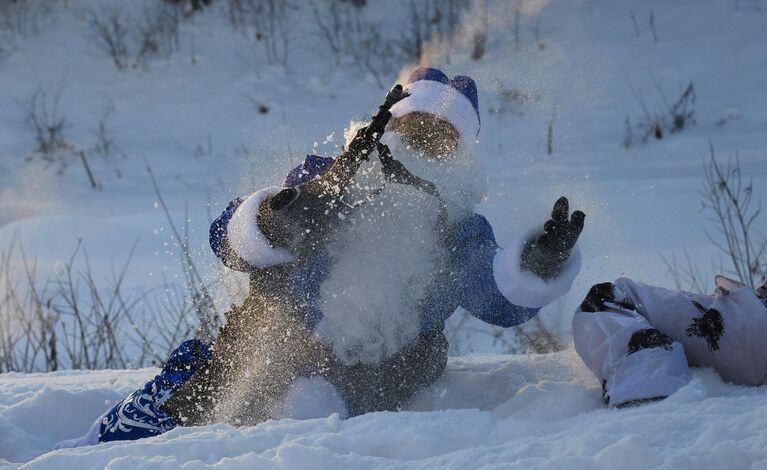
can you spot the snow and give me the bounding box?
[1,0,766,467]
[4,352,767,468]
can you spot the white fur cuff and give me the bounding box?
[492,230,582,309]
[227,186,296,268]
[390,79,480,140]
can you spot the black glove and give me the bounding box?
[520,197,585,280]
[579,282,617,312]
[377,143,439,198]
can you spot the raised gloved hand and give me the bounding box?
[377,143,439,198]
[520,197,585,280]
[257,85,412,253]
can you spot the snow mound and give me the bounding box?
[3,351,767,469]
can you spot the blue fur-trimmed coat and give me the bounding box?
[210,154,582,333]
[64,154,582,447]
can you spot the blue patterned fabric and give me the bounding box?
[210,155,540,333]
[97,340,211,443]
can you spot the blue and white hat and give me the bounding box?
[389,67,480,140]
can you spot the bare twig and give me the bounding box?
[0,233,209,372]
[665,145,766,292]
[630,11,640,38]
[648,10,658,43]
[624,79,695,146]
[147,165,220,341]
[700,145,766,287]
[87,2,183,70]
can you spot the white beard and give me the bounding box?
[314,133,487,364]
[379,133,488,222]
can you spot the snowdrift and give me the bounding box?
[3,351,767,468]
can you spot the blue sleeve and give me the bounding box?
[209,196,253,272]
[446,214,539,327]
[283,154,335,187]
[210,155,335,271]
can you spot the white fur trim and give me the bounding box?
[227,186,296,268]
[390,80,480,139]
[492,229,582,308]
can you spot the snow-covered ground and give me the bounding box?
[1,0,766,467]
[4,352,767,468]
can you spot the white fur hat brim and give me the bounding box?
[389,79,480,140]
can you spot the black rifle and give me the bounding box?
[258,85,411,251]
[269,84,410,211]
